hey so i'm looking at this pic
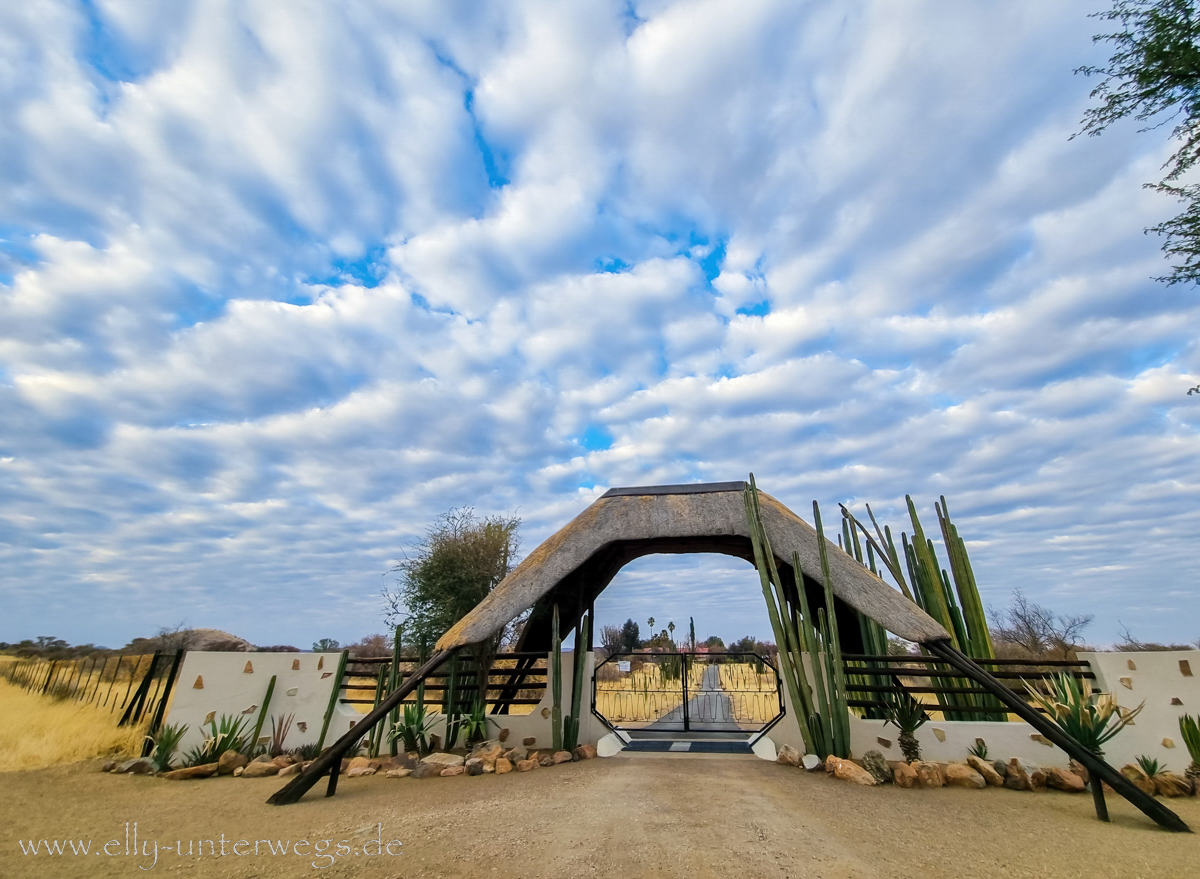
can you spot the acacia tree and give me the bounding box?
[382,508,521,681]
[989,589,1094,659]
[1077,0,1200,285]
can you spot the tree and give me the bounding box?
[989,589,1094,659]
[1076,0,1200,286]
[350,634,392,658]
[688,617,696,651]
[312,638,340,652]
[647,616,655,632]
[703,635,726,651]
[618,618,641,653]
[382,507,520,679]
[667,621,676,644]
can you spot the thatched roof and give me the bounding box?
[435,483,950,651]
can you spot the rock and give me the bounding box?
[1029,769,1047,792]
[421,752,465,768]
[232,767,244,777]
[893,762,918,788]
[861,750,891,785]
[251,753,275,764]
[992,759,1008,778]
[1154,772,1194,797]
[218,751,248,775]
[347,756,372,771]
[945,763,986,789]
[277,762,302,777]
[516,758,537,772]
[101,760,118,773]
[339,759,350,774]
[1004,759,1030,791]
[523,737,537,747]
[482,762,495,773]
[1069,760,1089,786]
[825,756,879,786]
[504,745,527,762]
[386,753,417,770]
[967,756,1004,787]
[553,751,573,765]
[801,753,823,772]
[410,763,443,779]
[915,762,945,788]
[1120,764,1157,796]
[346,766,377,777]
[498,728,510,742]
[495,757,513,774]
[272,755,295,769]
[466,758,485,776]
[385,768,411,778]
[241,761,281,778]
[470,743,503,765]
[162,763,219,780]
[538,754,555,767]
[573,744,597,761]
[440,765,465,777]
[1046,767,1086,793]
[116,758,155,775]
[776,744,801,767]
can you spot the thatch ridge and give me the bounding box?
[435,486,949,651]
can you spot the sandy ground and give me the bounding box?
[3,752,1198,879]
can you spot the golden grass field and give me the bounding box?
[0,675,148,772]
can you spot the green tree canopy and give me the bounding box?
[382,508,521,651]
[1077,0,1200,284]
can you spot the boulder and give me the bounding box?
[465,758,485,776]
[482,762,495,773]
[386,753,417,771]
[538,754,555,767]
[162,763,219,780]
[825,756,879,786]
[232,767,244,777]
[116,758,155,775]
[1029,769,1047,792]
[277,762,302,777]
[915,762,945,788]
[1046,767,1086,793]
[385,768,411,778]
[410,763,442,779]
[346,766,377,777]
[421,752,465,768]
[945,763,986,789]
[776,744,802,767]
[504,746,527,762]
[516,758,537,772]
[440,765,465,777]
[553,751,573,765]
[251,754,275,764]
[573,744,597,761]
[470,743,503,765]
[347,756,372,771]
[1154,772,1194,798]
[217,751,248,776]
[1004,759,1030,791]
[967,756,1004,787]
[1119,764,1157,796]
[241,761,281,778]
[272,755,295,769]
[992,759,1008,779]
[801,753,823,772]
[1069,760,1089,786]
[523,737,537,747]
[861,750,891,785]
[893,762,918,788]
[102,760,118,773]
[494,757,513,774]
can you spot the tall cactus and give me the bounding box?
[551,603,564,752]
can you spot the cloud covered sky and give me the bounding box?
[2,0,1198,651]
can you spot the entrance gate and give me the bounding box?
[592,652,783,733]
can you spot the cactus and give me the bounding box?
[1179,714,1200,781]
[564,611,589,752]
[251,675,277,756]
[551,603,564,752]
[387,625,403,757]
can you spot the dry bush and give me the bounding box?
[0,677,148,772]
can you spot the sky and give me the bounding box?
[2,0,1199,652]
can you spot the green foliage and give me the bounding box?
[1025,672,1144,754]
[312,638,340,652]
[144,723,188,773]
[1077,0,1200,285]
[551,604,563,751]
[967,738,988,761]
[459,699,494,745]
[383,508,520,649]
[1136,754,1165,776]
[269,713,294,757]
[183,715,249,767]
[288,741,322,761]
[1179,714,1200,762]
[389,703,437,755]
[881,686,930,736]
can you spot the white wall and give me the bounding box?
[165,652,344,755]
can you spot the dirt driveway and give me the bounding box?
[3,752,1198,879]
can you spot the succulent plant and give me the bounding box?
[1179,714,1200,781]
[880,686,929,763]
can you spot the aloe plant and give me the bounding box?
[1135,754,1164,778]
[390,703,436,755]
[967,738,988,760]
[1178,714,1200,782]
[183,714,249,766]
[880,686,929,763]
[269,713,294,757]
[144,722,188,773]
[459,699,495,745]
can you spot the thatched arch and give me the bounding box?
[435,482,948,653]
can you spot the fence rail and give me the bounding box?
[842,652,1095,720]
[338,651,548,711]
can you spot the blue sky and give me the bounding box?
[2,0,1199,651]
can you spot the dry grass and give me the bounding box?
[0,676,148,772]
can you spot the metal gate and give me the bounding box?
[592,652,783,733]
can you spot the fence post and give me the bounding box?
[141,650,185,756]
